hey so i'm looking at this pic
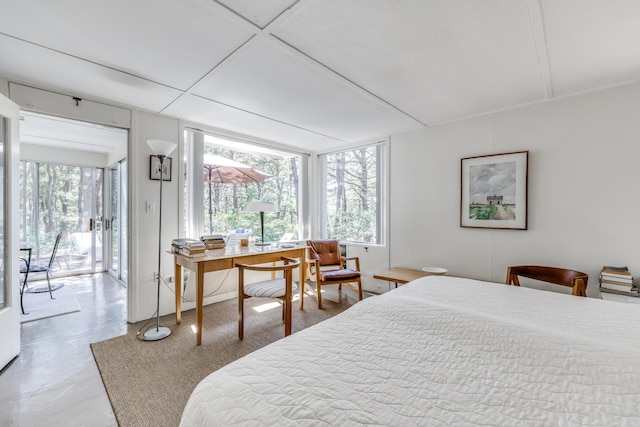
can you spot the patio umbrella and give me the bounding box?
[203,155,272,234]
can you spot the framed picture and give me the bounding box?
[460,151,528,230]
[150,155,172,181]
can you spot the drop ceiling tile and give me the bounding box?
[0,35,182,112]
[273,0,546,124]
[191,38,422,142]
[0,0,256,90]
[541,0,640,97]
[164,94,344,152]
[217,0,298,28]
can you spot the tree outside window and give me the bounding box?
[320,143,383,244]
[185,130,304,243]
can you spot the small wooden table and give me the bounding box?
[373,267,431,288]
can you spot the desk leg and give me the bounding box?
[196,265,204,346]
[175,261,182,325]
[299,248,306,311]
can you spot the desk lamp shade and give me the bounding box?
[245,201,277,246]
[144,139,176,341]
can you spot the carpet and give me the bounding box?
[20,284,81,323]
[91,296,350,427]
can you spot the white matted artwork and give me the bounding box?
[150,155,172,181]
[460,151,528,230]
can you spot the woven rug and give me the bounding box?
[91,295,350,427]
[20,283,81,323]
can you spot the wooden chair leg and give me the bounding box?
[284,297,292,336]
[316,281,323,309]
[357,278,363,301]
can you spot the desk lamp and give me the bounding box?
[144,139,176,341]
[245,201,277,246]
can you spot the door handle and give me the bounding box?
[89,218,93,231]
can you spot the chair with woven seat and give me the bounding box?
[306,239,363,309]
[505,265,588,297]
[235,257,301,340]
[20,232,62,300]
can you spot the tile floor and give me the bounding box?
[0,274,127,427]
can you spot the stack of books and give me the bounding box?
[599,266,638,295]
[171,238,207,257]
[200,234,225,250]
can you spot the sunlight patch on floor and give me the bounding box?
[252,301,281,313]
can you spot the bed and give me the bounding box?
[180,275,640,426]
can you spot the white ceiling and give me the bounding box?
[1,0,639,153]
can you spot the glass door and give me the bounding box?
[107,159,127,285]
[19,162,104,277]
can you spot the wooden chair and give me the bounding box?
[306,239,363,309]
[505,265,588,297]
[235,257,300,340]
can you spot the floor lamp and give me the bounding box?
[144,139,176,341]
[245,201,277,246]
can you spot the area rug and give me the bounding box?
[25,282,65,293]
[91,296,350,427]
[20,284,81,323]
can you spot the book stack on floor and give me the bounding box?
[171,238,207,257]
[200,234,225,250]
[599,266,639,296]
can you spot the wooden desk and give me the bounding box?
[173,244,307,345]
[373,267,431,287]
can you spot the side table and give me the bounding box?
[373,267,431,288]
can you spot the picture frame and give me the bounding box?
[460,151,528,230]
[150,155,172,181]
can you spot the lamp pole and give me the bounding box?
[144,139,176,341]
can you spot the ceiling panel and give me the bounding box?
[541,0,640,97]
[273,0,546,125]
[164,94,343,152]
[217,0,298,28]
[0,35,182,112]
[0,0,256,90]
[190,37,422,142]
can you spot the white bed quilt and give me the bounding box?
[180,276,640,426]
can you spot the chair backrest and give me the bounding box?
[48,233,62,268]
[71,231,102,255]
[307,240,341,266]
[506,265,588,296]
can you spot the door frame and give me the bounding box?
[0,94,20,370]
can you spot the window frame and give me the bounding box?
[317,140,387,246]
[182,127,310,242]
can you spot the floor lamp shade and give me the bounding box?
[245,201,277,246]
[147,139,177,157]
[144,139,177,341]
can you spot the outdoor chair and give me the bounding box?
[506,265,588,297]
[235,257,300,339]
[20,232,62,300]
[306,239,363,309]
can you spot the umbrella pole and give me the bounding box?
[208,182,213,235]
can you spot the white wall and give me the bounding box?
[389,82,640,297]
[130,110,181,321]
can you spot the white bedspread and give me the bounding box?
[180,276,640,426]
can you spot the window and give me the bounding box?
[184,129,307,242]
[319,143,384,244]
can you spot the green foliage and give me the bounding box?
[469,204,497,220]
[323,146,379,244]
[20,161,99,255]
[202,146,299,241]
